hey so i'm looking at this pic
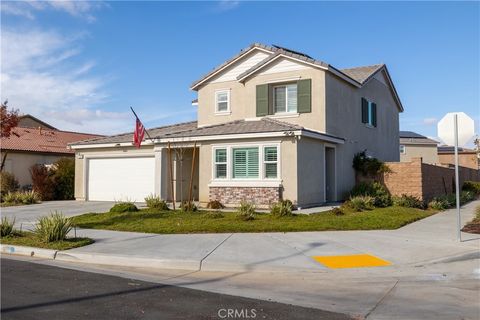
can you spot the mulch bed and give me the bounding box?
[461,220,480,234]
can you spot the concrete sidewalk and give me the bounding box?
[13,199,476,273]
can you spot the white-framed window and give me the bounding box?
[211,143,280,183]
[233,147,259,179]
[399,145,406,154]
[361,97,377,127]
[273,83,297,114]
[215,90,230,113]
[263,146,278,179]
[214,148,227,178]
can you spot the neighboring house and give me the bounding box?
[1,115,102,187]
[399,131,439,164]
[438,146,480,170]
[70,43,403,208]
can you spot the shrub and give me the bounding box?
[428,199,450,211]
[462,181,480,195]
[51,158,75,200]
[270,200,294,217]
[181,201,198,212]
[204,211,225,219]
[460,191,475,204]
[236,201,256,221]
[350,182,392,207]
[0,216,15,237]
[3,191,40,204]
[0,172,19,200]
[331,207,344,216]
[30,164,55,200]
[144,194,169,210]
[110,202,138,213]
[393,194,425,209]
[35,211,72,242]
[352,151,391,176]
[207,200,225,209]
[347,196,375,212]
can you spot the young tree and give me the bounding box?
[1,100,20,171]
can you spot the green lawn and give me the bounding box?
[72,206,437,234]
[1,232,93,250]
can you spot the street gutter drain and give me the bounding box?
[312,254,392,269]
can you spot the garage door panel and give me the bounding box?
[88,157,155,201]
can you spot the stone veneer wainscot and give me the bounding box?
[209,186,281,207]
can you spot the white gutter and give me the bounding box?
[70,130,344,149]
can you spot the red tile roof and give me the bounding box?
[1,127,103,154]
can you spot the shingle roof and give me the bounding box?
[70,118,344,146]
[340,64,384,84]
[1,127,103,154]
[163,118,303,138]
[71,121,198,145]
[399,131,438,145]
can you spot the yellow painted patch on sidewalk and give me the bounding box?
[312,254,391,269]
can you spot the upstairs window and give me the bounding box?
[215,90,230,113]
[361,97,377,127]
[273,84,297,113]
[399,145,406,154]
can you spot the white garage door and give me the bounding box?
[87,157,155,201]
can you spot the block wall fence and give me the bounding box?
[383,157,480,201]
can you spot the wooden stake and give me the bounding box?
[188,142,197,206]
[168,142,175,210]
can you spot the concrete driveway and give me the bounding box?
[1,201,113,228]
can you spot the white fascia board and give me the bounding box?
[70,141,156,150]
[296,130,345,144]
[158,131,288,143]
[190,46,274,91]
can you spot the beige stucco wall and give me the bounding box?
[296,137,326,205]
[1,151,70,187]
[325,71,401,198]
[197,136,300,205]
[400,144,439,164]
[197,60,327,132]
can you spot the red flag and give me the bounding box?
[133,118,145,148]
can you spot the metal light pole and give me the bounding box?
[453,114,461,241]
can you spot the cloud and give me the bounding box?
[214,0,240,12]
[0,28,128,134]
[0,1,105,22]
[423,117,438,125]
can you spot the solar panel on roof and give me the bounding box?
[272,45,313,59]
[399,131,427,139]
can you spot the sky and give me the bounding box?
[1,1,479,144]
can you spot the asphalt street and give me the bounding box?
[0,258,351,320]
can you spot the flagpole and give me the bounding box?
[130,106,155,143]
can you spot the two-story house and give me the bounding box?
[71,43,403,208]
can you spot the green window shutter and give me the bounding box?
[361,98,368,124]
[233,147,259,178]
[297,79,311,113]
[256,84,268,117]
[371,103,377,127]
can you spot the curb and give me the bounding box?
[55,251,201,271]
[1,244,57,259]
